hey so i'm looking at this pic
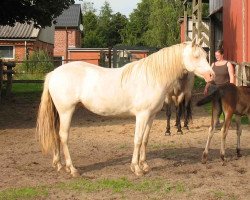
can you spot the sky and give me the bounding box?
[76,0,142,17]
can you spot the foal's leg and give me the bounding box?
[220,110,233,165]
[202,100,221,164]
[59,107,79,177]
[139,115,155,172]
[235,115,242,157]
[131,112,150,176]
[165,104,171,135]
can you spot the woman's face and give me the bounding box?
[215,51,223,61]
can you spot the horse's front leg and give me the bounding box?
[176,105,183,134]
[131,112,150,176]
[139,115,155,173]
[184,99,192,129]
[202,102,219,164]
[59,110,80,177]
[235,115,242,157]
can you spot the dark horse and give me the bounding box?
[197,83,250,165]
[164,72,194,135]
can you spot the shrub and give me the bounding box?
[15,50,54,80]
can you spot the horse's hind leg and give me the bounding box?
[59,107,79,177]
[220,110,233,165]
[176,104,183,134]
[52,137,63,172]
[165,104,171,135]
[235,115,242,157]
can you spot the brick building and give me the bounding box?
[0,22,54,61]
[54,4,82,64]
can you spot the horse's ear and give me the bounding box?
[197,38,203,46]
[191,38,196,47]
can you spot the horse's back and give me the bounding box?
[48,62,103,106]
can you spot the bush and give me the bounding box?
[194,76,206,90]
[15,50,54,80]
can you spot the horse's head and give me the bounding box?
[183,39,214,82]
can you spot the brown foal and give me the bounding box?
[197,83,250,164]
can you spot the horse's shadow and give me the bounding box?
[77,147,250,174]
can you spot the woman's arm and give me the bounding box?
[227,62,235,84]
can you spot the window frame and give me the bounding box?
[0,45,15,59]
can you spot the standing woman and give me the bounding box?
[204,48,235,95]
[203,47,235,126]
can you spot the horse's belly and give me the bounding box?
[84,103,132,116]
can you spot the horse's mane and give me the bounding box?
[121,43,186,85]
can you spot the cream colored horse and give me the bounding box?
[37,40,214,177]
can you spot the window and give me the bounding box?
[0,46,14,59]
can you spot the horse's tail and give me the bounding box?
[36,73,60,154]
[196,89,219,106]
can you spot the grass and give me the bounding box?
[1,83,43,102]
[11,83,43,94]
[57,177,187,195]
[0,177,187,199]
[0,187,48,200]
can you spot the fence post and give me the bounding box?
[5,61,15,97]
[0,59,3,102]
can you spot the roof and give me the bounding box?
[55,4,82,28]
[0,22,39,39]
[183,0,209,4]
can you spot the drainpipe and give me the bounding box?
[25,41,27,59]
[66,27,68,63]
[242,0,246,62]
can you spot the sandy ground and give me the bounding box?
[0,94,249,199]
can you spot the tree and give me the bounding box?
[82,11,102,47]
[97,1,113,47]
[123,0,151,46]
[0,0,75,27]
[143,0,183,47]
[81,1,96,14]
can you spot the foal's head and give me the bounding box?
[183,39,214,82]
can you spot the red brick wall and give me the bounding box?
[69,51,100,65]
[54,28,82,60]
[0,40,53,61]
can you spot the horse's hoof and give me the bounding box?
[57,163,63,172]
[72,171,80,177]
[165,132,171,136]
[236,149,242,157]
[237,153,242,158]
[131,164,144,176]
[177,130,183,134]
[139,162,150,173]
[201,152,207,164]
[220,155,227,166]
[65,166,71,173]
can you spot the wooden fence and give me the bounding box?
[1,59,250,103]
[232,61,250,86]
[0,60,16,101]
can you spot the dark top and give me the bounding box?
[213,62,230,85]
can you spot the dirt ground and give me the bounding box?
[0,94,249,200]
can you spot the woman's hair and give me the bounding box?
[216,48,224,55]
[216,41,224,55]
